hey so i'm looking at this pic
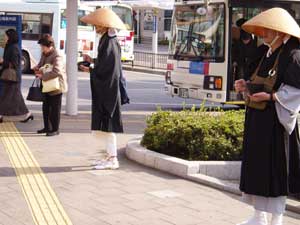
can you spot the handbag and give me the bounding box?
[39,64,60,93]
[0,63,18,82]
[42,77,60,93]
[27,78,44,102]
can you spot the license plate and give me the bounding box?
[179,88,189,98]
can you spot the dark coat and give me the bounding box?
[90,33,123,133]
[0,43,28,116]
[232,37,257,80]
[239,37,300,197]
[1,43,21,81]
[120,69,130,105]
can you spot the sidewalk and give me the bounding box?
[0,115,299,225]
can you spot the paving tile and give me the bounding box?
[1,129,299,225]
[98,213,140,225]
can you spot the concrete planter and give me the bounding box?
[125,139,241,180]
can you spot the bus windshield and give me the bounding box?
[61,9,94,31]
[111,5,133,30]
[170,3,225,61]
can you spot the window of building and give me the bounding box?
[164,10,173,31]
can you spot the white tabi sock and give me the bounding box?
[271,213,283,225]
[236,210,268,225]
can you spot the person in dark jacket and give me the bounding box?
[232,18,257,81]
[0,29,33,123]
[235,8,300,225]
[34,34,68,136]
[80,8,127,170]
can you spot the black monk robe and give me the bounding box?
[240,37,300,197]
[90,32,123,133]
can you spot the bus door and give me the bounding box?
[227,0,300,102]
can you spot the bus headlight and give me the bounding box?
[165,71,172,84]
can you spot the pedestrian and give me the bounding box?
[234,8,300,225]
[80,8,126,170]
[0,29,33,123]
[34,34,67,136]
[232,18,257,81]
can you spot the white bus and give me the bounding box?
[165,0,300,105]
[0,0,96,73]
[83,1,135,62]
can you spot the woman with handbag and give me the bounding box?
[79,8,126,170]
[234,8,300,225]
[0,29,33,123]
[34,34,67,136]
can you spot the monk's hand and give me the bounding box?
[79,65,90,72]
[82,54,92,63]
[248,92,270,102]
[234,79,246,93]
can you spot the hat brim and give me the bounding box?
[80,8,127,30]
[242,8,300,38]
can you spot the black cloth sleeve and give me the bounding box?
[284,49,300,89]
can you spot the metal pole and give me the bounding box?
[137,9,140,44]
[152,10,158,54]
[152,9,158,68]
[66,0,78,115]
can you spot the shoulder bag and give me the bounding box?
[27,78,44,102]
[0,63,18,82]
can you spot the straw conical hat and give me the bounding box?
[242,7,300,38]
[80,8,127,30]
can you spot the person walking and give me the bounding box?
[34,34,67,136]
[234,8,300,225]
[0,29,33,123]
[79,8,126,170]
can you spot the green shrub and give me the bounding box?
[158,39,170,45]
[141,108,245,161]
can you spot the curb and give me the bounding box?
[122,65,166,75]
[125,139,300,214]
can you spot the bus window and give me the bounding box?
[78,9,94,31]
[170,3,225,62]
[7,12,53,40]
[60,10,67,29]
[60,9,94,31]
[41,14,53,34]
[111,5,133,30]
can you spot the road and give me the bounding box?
[20,71,203,135]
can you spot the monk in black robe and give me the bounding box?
[80,8,127,170]
[235,8,300,225]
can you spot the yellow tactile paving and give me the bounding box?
[0,122,73,225]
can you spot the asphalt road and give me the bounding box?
[20,70,203,134]
[22,71,204,112]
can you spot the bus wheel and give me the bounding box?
[21,51,30,74]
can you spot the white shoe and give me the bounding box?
[236,210,268,225]
[91,154,111,166]
[94,159,119,170]
[271,214,283,225]
[91,159,107,166]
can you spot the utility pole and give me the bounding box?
[66,0,78,115]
